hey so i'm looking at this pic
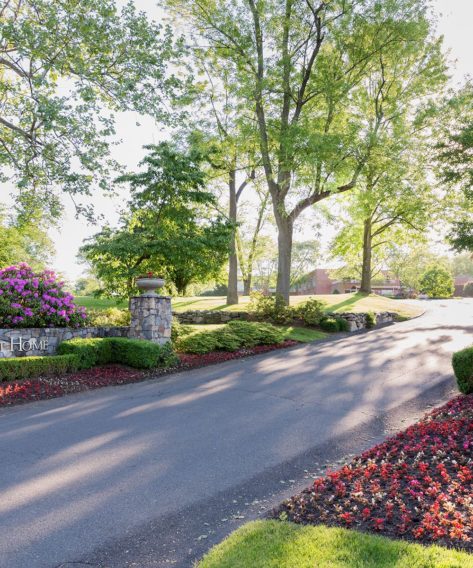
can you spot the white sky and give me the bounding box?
[11,0,473,281]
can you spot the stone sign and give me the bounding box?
[0,337,49,353]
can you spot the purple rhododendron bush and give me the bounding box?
[0,263,87,327]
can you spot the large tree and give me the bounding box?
[436,84,473,252]
[0,205,53,268]
[80,143,232,298]
[0,0,182,218]
[163,0,441,302]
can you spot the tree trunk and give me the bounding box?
[360,217,372,294]
[243,277,251,296]
[226,168,239,305]
[275,213,293,303]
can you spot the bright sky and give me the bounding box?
[13,0,473,281]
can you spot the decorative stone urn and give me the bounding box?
[135,276,165,297]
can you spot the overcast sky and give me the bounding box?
[35,0,473,280]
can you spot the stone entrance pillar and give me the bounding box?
[129,295,172,344]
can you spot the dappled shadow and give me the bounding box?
[0,299,472,567]
[324,292,368,313]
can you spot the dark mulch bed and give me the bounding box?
[0,340,299,407]
[271,395,473,551]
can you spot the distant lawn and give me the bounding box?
[74,296,128,310]
[172,292,423,319]
[76,292,423,320]
[185,324,327,343]
[198,521,473,568]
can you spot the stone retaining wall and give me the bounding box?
[173,310,249,324]
[331,311,395,332]
[0,327,129,358]
[174,309,395,331]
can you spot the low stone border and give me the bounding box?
[174,309,395,332]
[0,326,128,358]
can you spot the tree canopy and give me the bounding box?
[80,143,233,298]
[0,0,183,219]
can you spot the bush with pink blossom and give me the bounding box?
[0,264,88,328]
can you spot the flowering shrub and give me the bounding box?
[273,395,473,551]
[0,263,87,328]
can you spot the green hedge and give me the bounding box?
[175,321,285,354]
[0,354,79,381]
[58,337,178,370]
[452,346,473,394]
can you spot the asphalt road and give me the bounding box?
[1,299,472,568]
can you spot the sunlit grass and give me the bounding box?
[75,292,424,320]
[198,521,473,568]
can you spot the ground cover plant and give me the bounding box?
[174,321,286,354]
[0,263,88,327]
[198,520,473,568]
[272,395,473,551]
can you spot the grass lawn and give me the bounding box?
[198,521,473,568]
[184,324,327,343]
[172,292,423,319]
[75,292,423,320]
[74,295,128,310]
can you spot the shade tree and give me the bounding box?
[80,143,233,299]
[0,0,184,220]
[163,0,444,302]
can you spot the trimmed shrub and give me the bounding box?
[335,317,350,332]
[320,317,339,333]
[58,337,178,370]
[294,298,326,326]
[176,321,286,354]
[0,354,79,381]
[171,318,193,343]
[227,320,285,347]
[463,282,473,297]
[57,337,112,369]
[0,263,88,328]
[452,346,473,394]
[226,320,263,347]
[365,312,376,329]
[249,292,293,324]
[88,308,130,327]
[110,337,177,369]
[216,330,242,352]
[176,331,221,354]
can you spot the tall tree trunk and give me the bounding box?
[275,212,293,303]
[243,277,251,296]
[227,168,239,305]
[360,217,372,294]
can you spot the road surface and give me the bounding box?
[0,299,472,567]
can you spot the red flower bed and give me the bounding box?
[0,340,299,407]
[272,395,473,551]
[178,340,298,369]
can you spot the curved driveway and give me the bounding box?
[1,299,472,567]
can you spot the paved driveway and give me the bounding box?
[1,299,472,567]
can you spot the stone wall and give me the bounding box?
[0,327,129,358]
[129,295,172,345]
[331,311,394,332]
[173,310,249,324]
[174,309,394,331]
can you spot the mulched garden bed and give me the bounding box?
[271,395,473,551]
[0,340,299,407]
